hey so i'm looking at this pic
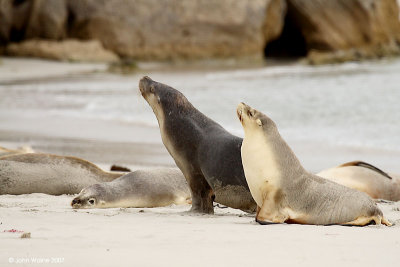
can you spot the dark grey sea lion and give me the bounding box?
[139,76,256,214]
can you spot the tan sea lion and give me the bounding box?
[0,145,34,157]
[71,168,191,209]
[237,102,390,226]
[0,153,123,195]
[318,161,400,201]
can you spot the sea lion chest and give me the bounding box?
[241,131,282,207]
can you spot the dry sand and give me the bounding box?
[0,194,400,267]
[1,58,400,266]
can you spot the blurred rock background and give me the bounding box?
[1,0,400,64]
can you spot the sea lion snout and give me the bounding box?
[237,102,252,123]
[71,198,81,208]
[236,102,245,119]
[139,76,155,95]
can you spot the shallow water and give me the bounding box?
[1,59,399,154]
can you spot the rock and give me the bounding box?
[67,0,283,60]
[20,232,31,239]
[5,39,119,63]
[24,0,67,40]
[9,0,33,42]
[0,0,34,44]
[0,0,13,45]
[307,42,400,65]
[287,0,400,54]
[263,0,287,44]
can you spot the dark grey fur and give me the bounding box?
[139,76,256,214]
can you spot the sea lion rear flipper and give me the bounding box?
[339,161,392,180]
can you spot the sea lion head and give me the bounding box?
[236,102,277,134]
[139,76,192,119]
[71,184,107,209]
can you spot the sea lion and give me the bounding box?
[237,102,391,226]
[0,153,123,195]
[0,145,34,157]
[71,168,191,209]
[139,76,256,214]
[318,161,400,201]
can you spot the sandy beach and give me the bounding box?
[1,194,400,267]
[1,58,400,266]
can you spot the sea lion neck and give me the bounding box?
[245,121,306,179]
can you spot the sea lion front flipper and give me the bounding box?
[381,217,392,226]
[187,173,214,214]
[256,198,288,225]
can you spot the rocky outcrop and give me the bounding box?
[0,0,12,45]
[24,0,67,40]
[0,0,67,44]
[286,0,400,61]
[67,0,282,60]
[263,0,287,44]
[1,0,400,63]
[5,39,119,62]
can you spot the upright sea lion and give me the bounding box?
[139,76,256,214]
[237,102,390,226]
[318,161,400,201]
[71,168,191,209]
[0,153,123,195]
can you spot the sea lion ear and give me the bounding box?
[256,119,262,126]
[99,200,106,206]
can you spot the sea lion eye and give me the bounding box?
[88,198,95,205]
[247,110,253,117]
[150,85,155,93]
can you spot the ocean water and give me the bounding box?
[0,59,399,153]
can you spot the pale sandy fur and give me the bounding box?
[0,153,122,195]
[0,145,34,157]
[72,168,191,209]
[318,165,400,201]
[241,127,281,207]
[238,103,390,226]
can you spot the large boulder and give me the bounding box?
[0,0,13,45]
[67,0,283,60]
[5,39,119,63]
[24,0,68,40]
[287,0,400,53]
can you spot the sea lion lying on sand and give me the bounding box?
[0,145,34,157]
[0,153,123,195]
[318,161,400,201]
[71,168,191,209]
[237,102,390,226]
